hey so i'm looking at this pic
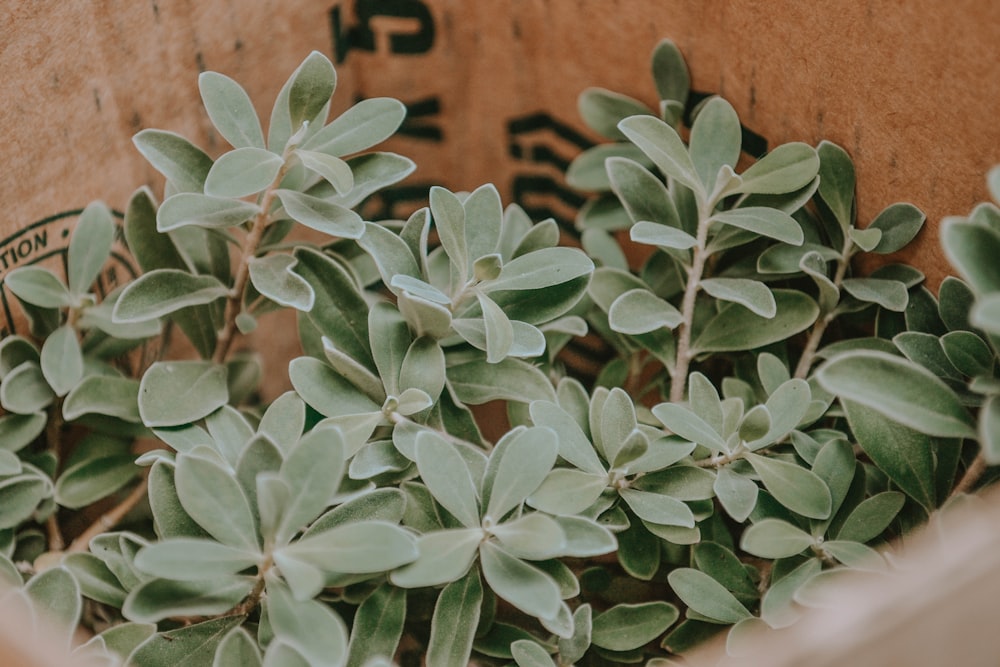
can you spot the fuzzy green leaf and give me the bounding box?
[692,290,818,353]
[617,115,701,194]
[278,521,417,577]
[816,351,975,438]
[651,403,727,451]
[608,288,683,334]
[305,97,406,157]
[286,51,336,131]
[607,157,682,229]
[485,427,558,521]
[713,467,759,522]
[744,452,831,519]
[68,201,116,297]
[124,579,252,624]
[157,193,259,232]
[480,541,561,621]
[175,453,258,550]
[427,569,483,667]
[740,518,815,558]
[630,220,697,249]
[113,269,228,324]
[711,207,803,245]
[276,426,346,543]
[689,97,741,192]
[276,189,364,238]
[138,361,229,427]
[842,278,908,312]
[579,88,652,140]
[346,583,407,667]
[528,401,606,476]
[265,579,349,667]
[4,266,72,308]
[415,431,480,528]
[295,149,354,194]
[734,143,819,195]
[390,528,482,588]
[204,147,283,198]
[0,412,46,453]
[527,469,607,515]
[835,491,905,543]
[40,325,83,396]
[619,488,695,527]
[248,254,315,311]
[135,539,259,580]
[816,141,855,229]
[133,129,213,193]
[700,278,776,318]
[448,358,556,405]
[667,568,751,624]
[55,454,137,509]
[869,203,925,254]
[592,601,679,652]
[213,627,263,667]
[288,357,381,418]
[199,71,265,149]
[0,362,55,414]
[941,331,994,377]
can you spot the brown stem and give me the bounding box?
[794,235,854,379]
[68,472,149,553]
[951,453,988,497]
[669,202,713,403]
[212,166,289,365]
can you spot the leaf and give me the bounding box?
[430,186,469,283]
[175,452,259,550]
[713,467,759,522]
[630,220,697,249]
[448,358,556,405]
[389,528,483,588]
[55,453,137,509]
[816,350,976,438]
[286,51,336,131]
[346,584,407,667]
[739,518,815,558]
[113,269,228,324]
[68,201,116,297]
[841,278,908,311]
[700,278,776,318]
[278,521,417,578]
[464,184,504,264]
[214,627,263,667]
[25,566,81,643]
[148,461,210,539]
[334,152,416,208]
[651,403,727,451]
[527,469,607,515]
[607,157,682,229]
[489,513,566,560]
[689,97,741,192]
[486,427,558,520]
[248,254,315,311]
[982,395,1000,466]
[579,87,652,140]
[63,553,127,608]
[744,453,831,519]
[651,38,690,104]
[510,640,554,667]
[4,266,72,308]
[816,141,855,229]
[478,292,514,363]
[848,227,882,252]
[711,207,804,245]
[399,336,447,402]
[205,147,284,198]
[617,115,701,194]
[414,431,480,528]
[295,149,353,194]
[133,129,213,193]
[304,97,406,157]
[941,218,1000,294]
[0,474,49,529]
[138,361,229,427]
[608,288,683,334]
[0,411,46,453]
[135,539,259,580]
[479,541,561,621]
[125,579,251,624]
[619,488,695,527]
[199,71,265,149]
[257,391,306,452]
[869,202,925,254]
[835,491,906,543]
[734,143,819,195]
[894,331,961,379]
[760,558,822,628]
[557,604,593,665]
[40,325,83,396]
[427,569,483,667]
[528,401,606,475]
[276,428,346,543]
[692,290,819,353]
[0,362,55,414]
[266,578,349,667]
[276,190,364,238]
[591,601,679,651]
[157,193,259,233]
[941,331,994,377]
[753,378,811,447]
[667,568,751,624]
[842,399,937,510]
[553,516,617,558]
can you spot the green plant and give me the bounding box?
[0,41,995,667]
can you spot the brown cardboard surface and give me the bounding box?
[3,1,999,391]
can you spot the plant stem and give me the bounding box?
[67,472,149,553]
[794,235,854,379]
[44,399,66,551]
[670,202,713,403]
[951,453,987,497]
[212,166,289,365]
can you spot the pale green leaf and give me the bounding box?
[617,115,701,195]
[527,469,607,515]
[630,220,697,249]
[135,539,259,580]
[689,97,741,192]
[415,431,480,528]
[489,513,565,560]
[480,541,561,620]
[607,157,682,228]
[213,627,263,667]
[733,143,819,195]
[478,292,514,363]
[427,569,482,667]
[713,467,759,522]
[0,411,46,453]
[278,521,417,575]
[651,402,727,451]
[40,325,83,396]
[266,578,349,667]
[744,452,832,519]
[591,601,679,651]
[138,361,229,427]
[68,201,116,297]
[4,266,72,308]
[817,141,855,229]
[157,193,259,231]
[608,288,683,334]
[113,269,228,323]
[579,87,652,140]
[248,253,315,311]
[816,350,975,438]
[848,226,882,252]
[619,488,694,527]
[295,149,353,194]
[389,528,483,588]
[62,553,127,608]
[288,357,381,418]
[760,558,822,628]
[692,290,818,353]
[510,639,553,667]
[345,583,406,667]
[448,358,556,405]
[0,362,55,414]
[175,452,259,550]
[528,400,606,475]
[205,147,284,198]
[124,578,252,623]
[869,202,925,254]
[711,207,803,245]
[276,189,364,238]
[133,129,213,193]
[304,97,405,157]
[701,278,776,318]
[842,278,908,311]
[199,71,265,149]
[485,427,558,520]
[276,427,346,543]
[55,453,137,509]
[739,518,815,558]
[0,474,50,528]
[835,491,905,543]
[667,568,751,624]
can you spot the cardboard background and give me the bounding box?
[3,0,999,384]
